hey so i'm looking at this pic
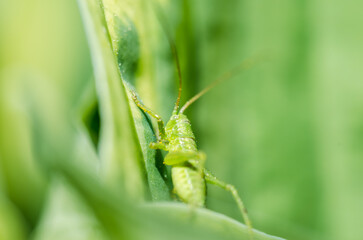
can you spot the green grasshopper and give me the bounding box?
[131,56,257,238]
[130,3,262,239]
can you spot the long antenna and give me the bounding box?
[179,54,266,113]
[152,2,183,113]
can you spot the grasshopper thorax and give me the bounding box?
[165,113,197,152]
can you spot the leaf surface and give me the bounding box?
[78,0,173,201]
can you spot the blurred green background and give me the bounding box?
[1,0,363,240]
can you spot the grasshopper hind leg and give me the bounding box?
[204,169,254,239]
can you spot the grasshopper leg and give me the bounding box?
[130,90,166,141]
[204,169,253,239]
[149,141,168,151]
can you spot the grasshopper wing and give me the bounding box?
[164,151,206,166]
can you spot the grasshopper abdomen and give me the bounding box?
[165,113,206,207]
[172,165,206,207]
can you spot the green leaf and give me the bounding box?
[143,202,286,240]
[57,159,284,240]
[0,191,27,240]
[32,177,108,240]
[124,83,170,201]
[79,0,171,201]
[101,0,172,200]
[78,0,147,200]
[0,68,47,224]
